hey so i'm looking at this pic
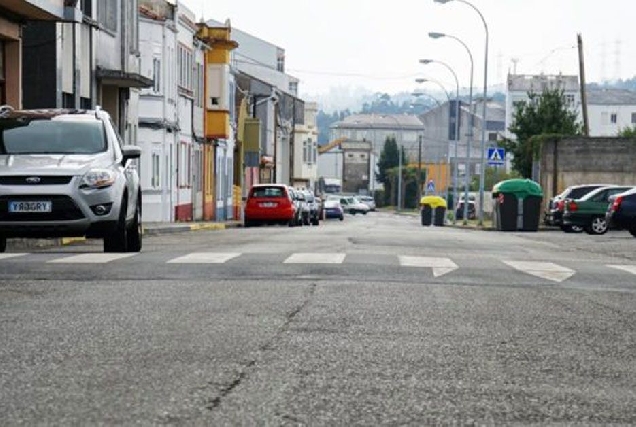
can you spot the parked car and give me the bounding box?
[339,196,370,215]
[607,188,636,237]
[302,190,321,226]
[244,184,300,227]
[562,185,635,235]
[545,184,609,228]
[323,199,344,220]
[287,187,305,226]
[455,201,476,220]
[0,107,142,253]
[357,195,376,211]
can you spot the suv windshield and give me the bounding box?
[0,118,106,155]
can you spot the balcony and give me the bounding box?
[1,0,78,21]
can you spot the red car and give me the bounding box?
[244,184,300,227]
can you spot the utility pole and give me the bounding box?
[578,33,590,137]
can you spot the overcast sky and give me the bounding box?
[182,0,635,98]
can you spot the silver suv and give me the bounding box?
[0,106,142,253]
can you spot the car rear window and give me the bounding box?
[569,186,601,199]
[251,187,286,198]
[0,118,106,155]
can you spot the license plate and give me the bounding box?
[260,202,277,208]
[8,201,52,213]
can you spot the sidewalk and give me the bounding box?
[6,220,244,250]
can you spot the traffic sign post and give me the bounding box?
[426,179,435,194]
[487,147,505,167]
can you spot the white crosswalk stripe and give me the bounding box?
[284,253,346,264]
[607,265,636,275]
[398,256,458,277]
[0,253,27,261]
[503,261,575,283]
[167,253,241,264]
[48,253,138,264]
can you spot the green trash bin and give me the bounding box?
[420,196,447,227]
[492,179,544,231]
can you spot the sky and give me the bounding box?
[181,0,635,100]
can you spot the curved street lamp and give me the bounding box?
[429,31,474,224]
[434,0,490,225]
[418,61,461,224]
[414,78,456,210]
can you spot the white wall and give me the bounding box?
[588,104,636,136]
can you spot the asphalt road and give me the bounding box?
[2,212,636,425]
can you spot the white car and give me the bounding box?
[357,195,376,211]
[340,196,370,215]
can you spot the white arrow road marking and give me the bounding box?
[503,261,575,283]
[284,253,346,264]
[0,253,27,261]
[398,256,458,277]
[608,265,636,275]
[49,253,137,264]
[167,253,241,264]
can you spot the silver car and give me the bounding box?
[0,106,142,253]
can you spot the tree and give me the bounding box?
[504,88,581,177]
[470,167,521,191]
[618,126,636,138]
[377,136,399,185]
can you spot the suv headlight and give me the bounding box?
[80,169,116,189]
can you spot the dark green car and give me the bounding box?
[562,185,635,234]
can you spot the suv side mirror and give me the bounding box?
[122,145,141,165]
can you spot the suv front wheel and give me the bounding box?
[126,199,142,252]
[104,197,130,252]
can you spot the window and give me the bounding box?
[1,120,106,154]
[631,112,636,124]
[151,153,161,189]
[565,94,575,107]
[276,51,285,72]
[303,140,308,163]
[80,0,92,17]
[152,58,161,93]
[98,0,117,32]
[601,112,609,125]
[488,132,498,142]
[178,45,194,92]
[611,113,618,124]
[178,143,191,187]
[289,81,298,95]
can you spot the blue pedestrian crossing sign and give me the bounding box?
[426,180,435,193]
[487,147,506,166]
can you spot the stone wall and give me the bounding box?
[539,137,636,204]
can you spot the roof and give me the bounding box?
[331,114,423,130]
[587,88,636,106]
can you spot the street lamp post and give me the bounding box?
[434,0,489,226]
[417,60,461,224]
[429,32,474,224]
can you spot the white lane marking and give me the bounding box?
[503,261,575,283]
[398,256,458,277]
[49,253,137,264]
[0,253,27,261]
[284,253,346,264]
[608,265,636,275]
[167,253,241,264]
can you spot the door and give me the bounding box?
[0,41,5,105]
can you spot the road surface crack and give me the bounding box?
[204,282,317,412]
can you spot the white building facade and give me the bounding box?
[292,102,320,189]
[137,0,178,222]
[587,88,636,137]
